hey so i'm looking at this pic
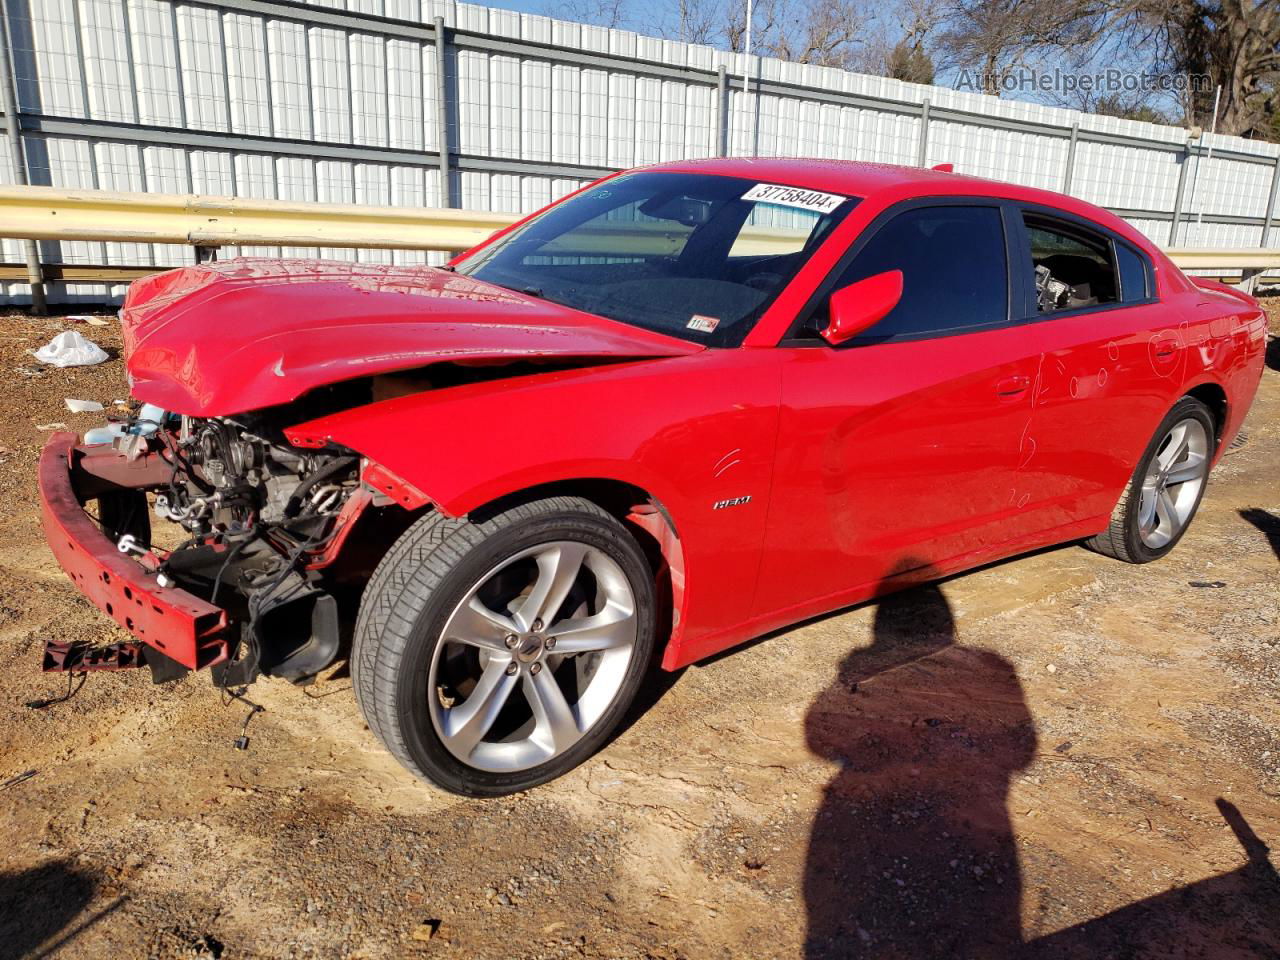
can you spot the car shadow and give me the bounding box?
[1239,508,1280,561]
[0,860,100,958]
[803,567,1037,957]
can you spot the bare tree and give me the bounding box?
[669,0,728,45]
[540,0,630,30]
[542,0,1279,143]
[1125,0,1279,137]
[882,0,944,83]
[935,0,1108,95]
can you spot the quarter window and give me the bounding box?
[822,205,1008,343]
[1024,215,1119,312]
[1115,243,1151,301]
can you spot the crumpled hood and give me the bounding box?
[120,258,703,416]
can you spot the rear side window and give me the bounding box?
[1115,243,1151,301]
[825,205,1008,343]
[1024,215,1118,312]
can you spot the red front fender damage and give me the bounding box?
[39,433,230,671]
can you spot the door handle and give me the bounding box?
[996,376,1031,397]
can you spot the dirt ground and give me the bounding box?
[0,305,1277,960]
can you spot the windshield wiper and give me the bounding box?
[520,286,544,298]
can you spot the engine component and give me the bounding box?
[157,416,358,537]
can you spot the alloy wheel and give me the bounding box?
[1137,417,1210,549]
[427,540,639,772]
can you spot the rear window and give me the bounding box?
[1024,215,1119,312]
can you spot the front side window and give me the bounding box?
[820,205,1009,344]
[454,172,858,346]
[1025,215,1119,313]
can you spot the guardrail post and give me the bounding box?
[0,8,45,314]
[916,97,930,167]
[715,65,728,157]
[1261,155,1280,248]
[1062,122,1079,194]
[1170,141,1192,247]
[433,17,453,209]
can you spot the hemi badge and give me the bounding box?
[713,495,752,510]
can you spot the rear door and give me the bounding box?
[753,200,1045,620]
[1009,209,1178,526]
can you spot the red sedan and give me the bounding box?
[39,159,1267,794]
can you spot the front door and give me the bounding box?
[753,202,1043,621]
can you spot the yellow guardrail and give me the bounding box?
[0,186,1275,289]
[1161,248,1280,270]
[0,185,516,251]
[0,185,810,257]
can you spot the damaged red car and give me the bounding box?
[39,159,1267,795]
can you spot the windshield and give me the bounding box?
[453,172,859,346]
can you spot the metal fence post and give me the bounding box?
[0,8,45,314]
[1170,142,1192,247]
[1062,122,1079,194]
[433,17,453,209]
[916,98,930,167]
[715,64,728,157]
[1260,155,1280,248]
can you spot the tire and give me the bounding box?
[353,496,656,796]
[1085,396,1216,563]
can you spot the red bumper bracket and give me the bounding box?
[39,432,230,670]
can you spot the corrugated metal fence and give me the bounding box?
[2,0,1279,303]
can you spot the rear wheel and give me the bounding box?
[353,496,656,796]
[1085,397,1215,563]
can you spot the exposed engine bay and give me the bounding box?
[157,414,357,537]
[141,411,365,686]
[79,393,398,690]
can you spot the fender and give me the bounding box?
[1177,291,1268,458]
[288,349,786,666]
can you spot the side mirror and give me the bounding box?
[820,270,903,347]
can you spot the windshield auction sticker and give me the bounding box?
[741,183,846,214]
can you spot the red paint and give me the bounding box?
[821,269,903,345]
[39,433,229,670]
[120,258,701,416]
[305,489,374,570]
[359,461,431,510]
[46,159,1267,673]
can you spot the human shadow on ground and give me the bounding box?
[1240,508,1280,561]
[801,568,1280,959]
[0,860,97,959]
[803,568,1037,958]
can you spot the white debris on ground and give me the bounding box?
[63,398,104,413]
[32,331,109,367]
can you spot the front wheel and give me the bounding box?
[353,496,656,796]
[1085,396,1215,563]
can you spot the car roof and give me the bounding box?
[642,156,1159,257]
[644,157,974,198]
